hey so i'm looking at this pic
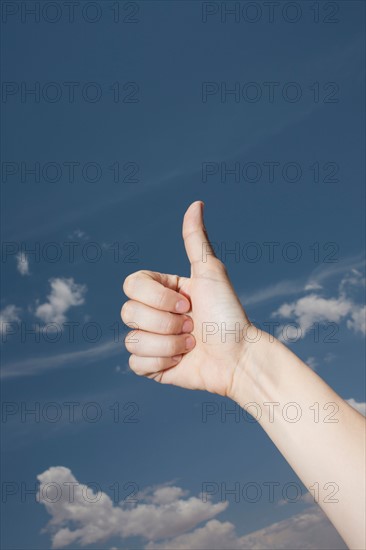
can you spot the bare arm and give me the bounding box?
[121,201,365,549]
[231,330,365,549]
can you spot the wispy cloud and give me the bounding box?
[0,305,21,335]
[115,364,131,375]
[306,356,318,371]
[16,252,30,276]
[1,340,120,379]
[346,398,366,416]
[346,306,366,336]
[272,268,366,340]
[67,229,89,240]
[241,253,365,308]
[146,509,345,550]
[243,280,304,307]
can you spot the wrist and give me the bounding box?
[227,329,286,409]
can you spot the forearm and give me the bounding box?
[230,331,366,550]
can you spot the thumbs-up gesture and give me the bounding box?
[123,209,366,550]
[121,201,252,397]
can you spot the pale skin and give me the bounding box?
[121,201,365,549]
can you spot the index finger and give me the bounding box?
[122,270,191,313]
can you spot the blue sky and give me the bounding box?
[1,1,365,548]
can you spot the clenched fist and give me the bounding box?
[121,201,253,397]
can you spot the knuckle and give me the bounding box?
[155,290,166,310]
[121,301,134,323]
[152,356,164,370]
[124,339,133,353]
[161,313,176,334]
[120,301,129,322]
[124,330,139,353]
[128,354,142,376]
[123,271,142,296]
[165,337,179,356]
[123,274,134,296]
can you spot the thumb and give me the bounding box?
[182,201,222,277]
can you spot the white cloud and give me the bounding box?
[304,282,323,291]
[16,251,30,275]
[146,508,346,550]
[303,352,336,370]
[146,519,241,550]
[339,269,365,295]
[37,467,227,549]
[305,254,365,292]
[37,467,346,550]
[273,293,353,339]
[346,305,366,335]
[346,398,366,416]
[0,305,21,334]
[272,267,366,340]
[35,278,86,325]
[239,506,346,549]
[155,487,189,505]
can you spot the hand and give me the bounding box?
[121,201,252,397]
[122,208,365,550]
